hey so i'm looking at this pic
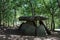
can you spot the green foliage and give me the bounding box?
[0,0,60,29]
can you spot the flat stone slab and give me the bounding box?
[19,16,48,21]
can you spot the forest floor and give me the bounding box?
[0,26,60,40]
[0,34,60,40]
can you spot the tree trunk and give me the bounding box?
[57,0,60,7]
[8,19,9,27]
[0,15,1,25]
[13,8,16,27]
[50,8,55,31]
[50,0,55,31]
[28,0,35,16]
[51,14,55,31]
[2,0,6,26]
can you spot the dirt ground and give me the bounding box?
[0,31,60,40]
[0,34,60,40]
[0,27,60,40]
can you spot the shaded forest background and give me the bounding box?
[0,0,60,30]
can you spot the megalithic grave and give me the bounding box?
[18,16,51,36]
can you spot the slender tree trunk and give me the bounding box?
[0,14,1,25]
[0,11,1,25]
[2,0,5,26]
[13,8,16,27]
[49,0,55,31]
[2,0,4,26]
[57,0,60,7]
[51,14,55,31]
[14,8,16,27]
[28,0,35,16]
[50,8,55,31]
[8,18,9,27]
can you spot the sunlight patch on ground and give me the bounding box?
[55,29,60,31]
